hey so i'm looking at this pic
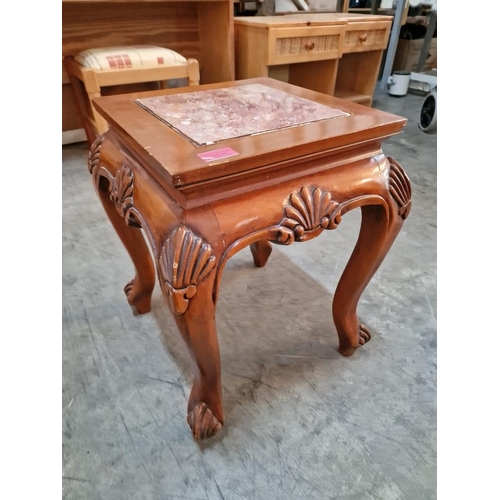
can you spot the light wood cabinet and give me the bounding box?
[235,13,392,106]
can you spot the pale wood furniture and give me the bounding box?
[327,13,392,105]
[88,77,411,440]
[64,48,200,146]
[62,0,235,136]
[234,13,392,106]
[234,16,346,96]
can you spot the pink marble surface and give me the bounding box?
[135,83,350,146]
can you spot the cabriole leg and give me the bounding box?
[94,175,156,314]
[250,240,273,268]
[156,225,224,440]
[333,158,411,356]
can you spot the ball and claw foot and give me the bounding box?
[124,279,152,314]
[339,323,372,357]
[187,402,223,441]
[359,324,371,345]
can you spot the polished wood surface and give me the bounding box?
[89,77,411,440]
[93,78,405,194]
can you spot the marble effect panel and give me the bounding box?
[135,83,350,146]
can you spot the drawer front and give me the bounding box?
[267,26,344,66]
[342,21,391,54]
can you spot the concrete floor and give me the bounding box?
[62,88,437,500]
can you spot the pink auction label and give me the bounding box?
[197,147,239,162]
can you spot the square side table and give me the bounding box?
[89,78,411,440]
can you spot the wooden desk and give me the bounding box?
[235,13,392,106]
[90,77,411,440]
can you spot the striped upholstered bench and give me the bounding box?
[64,45,200,145]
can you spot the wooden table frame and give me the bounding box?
[88,78,411,440]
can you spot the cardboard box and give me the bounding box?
[393,37,437,73]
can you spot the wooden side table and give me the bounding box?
[234,16,347,96]
[89,78,411,440]
[326,13,393,106]
[234,13,392,106]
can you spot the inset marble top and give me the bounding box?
[135,83,350,146]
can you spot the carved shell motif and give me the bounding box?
[108,165,141,228]
[88,135,104,174]
[388,157,412,219]
[282,186,340,241]
[158,226,216,315]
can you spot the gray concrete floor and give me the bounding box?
[62,88,437,500]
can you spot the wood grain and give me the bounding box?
[88,78,411,440]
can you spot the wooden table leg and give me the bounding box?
[333,157,412,356]
[250,241,273,268]
[155,225,224,440]
[172,278,223,441]
[91,137,225,440]
[89,138,155,314]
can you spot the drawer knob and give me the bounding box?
[359,33,368,42]
[305,41,315,51]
